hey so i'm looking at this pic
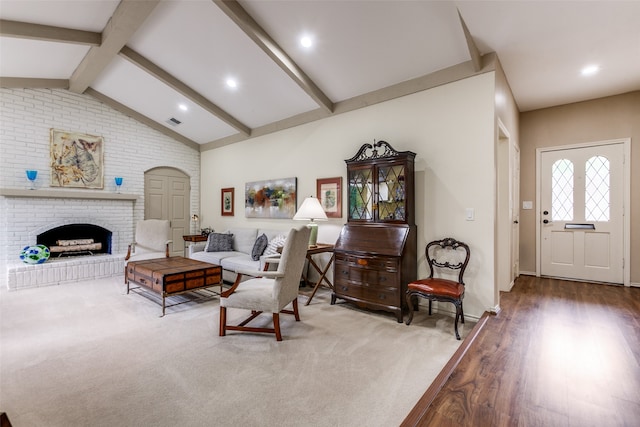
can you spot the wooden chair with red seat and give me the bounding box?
[405,237,470,340]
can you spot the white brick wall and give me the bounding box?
[0,88,200,288]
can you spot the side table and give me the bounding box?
[182,234,208,257]
[303,243,335,305]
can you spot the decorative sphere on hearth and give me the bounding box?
[19,245,50,264]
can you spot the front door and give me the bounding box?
[540,143,624,283]
[145,167,190,257]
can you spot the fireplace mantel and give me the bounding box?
[0,188,138,201]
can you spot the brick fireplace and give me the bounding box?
[0,189,137,289]
[0,88,201,290]
[38,223,113,256]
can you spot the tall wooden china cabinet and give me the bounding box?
[332,141,417,322]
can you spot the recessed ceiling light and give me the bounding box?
[178,103,188,111]
[226,78,238,88]
[581,65,600,76]
[300,35,313,48]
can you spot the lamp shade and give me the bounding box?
[293,197,328,221]
[293,196,327,246]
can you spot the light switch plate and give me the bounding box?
[522,201,533,210]
[465,208,474,221]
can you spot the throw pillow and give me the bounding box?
[264,234,287,256]
[205,232,234,252]
[251,233,268,261]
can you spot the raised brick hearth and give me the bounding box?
[7,254,126,289]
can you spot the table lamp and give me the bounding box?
[293,196,328,246]
[191,214,199,235]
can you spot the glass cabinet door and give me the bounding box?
[377,164,406,221]
[348,167,373,220]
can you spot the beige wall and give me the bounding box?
[519,91,640,283]
[201,73,499,318]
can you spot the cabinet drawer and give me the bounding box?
[335,253,399,271]
[164,281,185,293]
[205,267,221,276]
[186,270,203,279]
[205,274,222,285]
[334,281,398,303]
[335,266,396,289]
[133,272,153,287]
[186,277,205,290]
[161,272,185,282]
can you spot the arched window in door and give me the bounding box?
[551,159,573,221]
[585,155,610,221]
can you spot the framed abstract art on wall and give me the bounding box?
[245,177,297,218]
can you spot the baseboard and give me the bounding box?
[519,270,536,276]
[426,302,481,322]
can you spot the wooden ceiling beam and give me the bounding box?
[69,0,160,94]
[213,0,334,113]
[0,77,69,89]
[458,10,483,72]
[0,19,101,46]
[119,47,251,136]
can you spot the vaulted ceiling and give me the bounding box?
[1,1,639,151]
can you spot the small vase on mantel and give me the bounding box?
[114,177,123,193]
[26,170,38,190]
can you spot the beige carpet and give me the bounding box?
[0,276,474,427]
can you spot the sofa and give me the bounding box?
[188,227,291,283]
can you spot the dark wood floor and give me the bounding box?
[403,275,640,426]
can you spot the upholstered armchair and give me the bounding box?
[125,219,172,262]
[219,226,311,341]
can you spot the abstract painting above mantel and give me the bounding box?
[245,177,297,219]
[50,129,104,189]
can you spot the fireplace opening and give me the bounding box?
[37,224,112,257]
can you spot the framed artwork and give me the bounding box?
[221,188,234,216]
[50,128,104,189]
[317,177,342,218]
[245,177,297,218]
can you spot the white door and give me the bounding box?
[540,143,624,283]
[145,167,190,257]
[510,143,520,282]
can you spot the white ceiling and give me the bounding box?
[1,0,639,148]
